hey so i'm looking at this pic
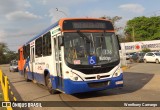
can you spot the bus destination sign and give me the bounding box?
[63,20,114,30]
[72,22,106,29]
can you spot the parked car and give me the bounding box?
[126,52,136,60]
[143,52,160,64]
[9,60,18,72]
[126,53,130,60]
[130,52,145,63]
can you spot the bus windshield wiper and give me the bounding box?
[77,30,91,43]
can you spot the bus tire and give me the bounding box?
[46,74,57,94]
[24,70,30,82]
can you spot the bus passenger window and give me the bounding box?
[18,49,20,60]
[43,32,52,56]
[35,37,42,57]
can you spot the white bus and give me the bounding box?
[18,18,123,94]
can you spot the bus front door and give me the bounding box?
[54,36,64,90]
[29,46,35,80]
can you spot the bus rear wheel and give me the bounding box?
[46,74,57,94]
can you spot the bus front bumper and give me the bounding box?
[63,73,123,94]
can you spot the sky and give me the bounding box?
[0,0,160,52]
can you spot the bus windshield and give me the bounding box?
[64,32,119,65]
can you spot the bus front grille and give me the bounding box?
[77,67,113,74]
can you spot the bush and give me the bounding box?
[142,48,151,52]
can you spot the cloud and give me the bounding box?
[23,1,31,7]
[6,11,42,21]
[0,0,31,14]
[119,3,145,13]
[0,30,7,42]
[40,0,47,5]
[39,0,98,5]
[0,23,48,51]
[85,10,115,18]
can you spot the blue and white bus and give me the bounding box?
[18,18,123,94]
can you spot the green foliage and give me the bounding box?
[125,16,160,41]
[142,48,151,52]
[0,42,18,64]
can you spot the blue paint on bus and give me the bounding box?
[63,73,123,94]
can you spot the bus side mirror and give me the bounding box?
[58,36,64,46]
[116,35,121,50]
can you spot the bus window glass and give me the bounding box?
[35,37,42,57]
[26,44,30,58]
[64,32,119,65]
[18,49,20,60]
[43,32,51,56]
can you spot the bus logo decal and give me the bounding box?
[88,56,96,65]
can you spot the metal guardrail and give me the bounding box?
[0,69,13,110]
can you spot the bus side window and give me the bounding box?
[18,49,20,60]
[23,46,26,59]
[54,38,58,61]
[43,32,52,56]
[48,43,52,55]
[35,37,42,57]
[26,44,30,58]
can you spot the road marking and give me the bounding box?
[13,97,17,101]
[11,91,13,95]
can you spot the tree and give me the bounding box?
[100,16,122,29]
[100,16,123,42]
[125,16,160,41]
[0,43,7,64]
[0,42,18,64]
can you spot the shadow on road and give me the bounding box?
[73,72,154,99]
[8,80,30,110]
[11,80,26,83]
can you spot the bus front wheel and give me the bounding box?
[46,74,57,94]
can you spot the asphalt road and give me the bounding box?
[0,63,160,110]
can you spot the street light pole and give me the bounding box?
[56,8,68,17]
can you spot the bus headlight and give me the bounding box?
[112,68,122,77]
[70,71,83,81]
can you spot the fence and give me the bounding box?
[0,69,13,110]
